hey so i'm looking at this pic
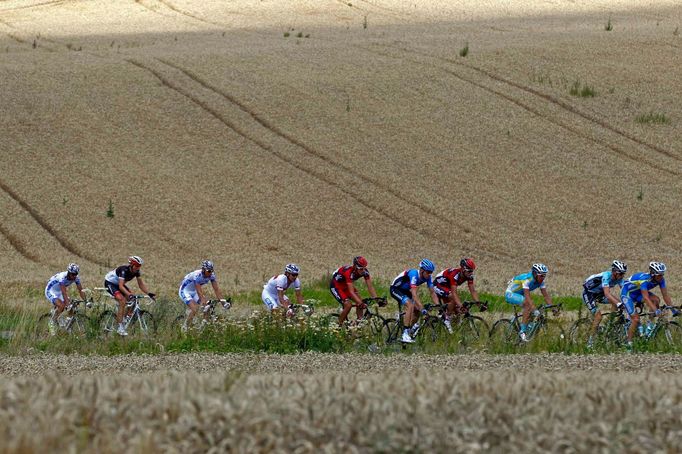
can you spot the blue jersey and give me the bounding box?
[179,270,216,293]
[622,273,666,302]
[583,271,623,296]
[45,271,81,293]
[506,272,545,295]
[391,269,433,292]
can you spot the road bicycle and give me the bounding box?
[98,294,156,337]
[489,303,565,346]
[35,299,91,339]
[325,297,394,342]
[174,298,232,331]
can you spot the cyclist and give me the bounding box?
[262,263,304,314]
[179,260,228,332]
[620,261,673,348]
[103,256,155,336]
[389,259,439,344]
[330,256,379,326]
[582,260,627,347]
[505,263,553,342]
[44,263,88,335]
[434,258,480,333]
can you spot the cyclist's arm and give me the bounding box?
[603,286,619,309]
[60,283,70,305]
[467,281,480,301]
[640,288,658,312]
[76,282,87,301]
[347,282,363,306]
[210,280,224,300]
[364,275,378,298]
[118,277,133,299]
[660,286,673,308]
[429,286,439,305]
[277,288,289,308]
[523,287,533,305]
[294,288,304,305]
[136,276,151,296]
[540,287,553,305]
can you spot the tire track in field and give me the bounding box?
[0,0,64,12]
[156,58,513,259]
[0,179,105,266]
[0,223,40,263]
[127,58,508,259]
[362,43,680,176]
[134,0,221,28]
[0,18,27,43]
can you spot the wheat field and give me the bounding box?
[1,1,681,296]
[0,353,680,452]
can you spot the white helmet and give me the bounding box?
[531,263,548,275]
[284,263,300,274]
[649,261,667,276]
[129,256,144,266]
[611,260,627,274]
[201,260,214,272]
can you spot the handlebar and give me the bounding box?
[463,300,489,312]
[362,297,387,307]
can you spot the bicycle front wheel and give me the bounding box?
[128,310,156,336]
[98,311,117,337]
[459,316,489,345]
[649,321,682,349]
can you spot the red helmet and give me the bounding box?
[353,256,368,268]
[460,258,476,271]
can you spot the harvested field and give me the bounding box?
[1,0,681,296]
[1,353,681,452]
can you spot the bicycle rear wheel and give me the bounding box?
[65,313,90,338]
[35,313,54,340]
[98,310,117,337]
[488,318,516,345]
[569,317,592,345]
[383,318,400,344]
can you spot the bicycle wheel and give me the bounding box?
[419,317,443,343]
[383,318,400,344]
[98,310,118,337]
[489,318,516,345]
[535,319,566,347]
[65,313,90,337]
[459,316,489,345]
[128,310,156,336]
[569,317,592,345]
[35,313,54,339]
[649,321,682,349]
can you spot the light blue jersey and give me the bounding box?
[506,272,545,295]
[583,271,623,296]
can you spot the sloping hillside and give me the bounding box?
[1,0,680,295]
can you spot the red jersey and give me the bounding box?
[331,265,370,287]
[434,267,474,292]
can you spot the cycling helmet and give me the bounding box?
[353,256,368,268]
[649,261,667,276]
[460,258,476,271]
[129,255,144,266]
[419,259,435,272]
[611,260,627,274]
[285,263,300,274]
[531,263,548,275]
[66,263,80,275]
[201,260,214,272]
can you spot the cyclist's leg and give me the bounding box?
[621,292,638,343]
[262,289,280,312]
[505,291,528,336]
[180,288,200,327]
[104,281,127,325]
[331,284,353,325]
[583,290,602,337]
[390,286,414,341]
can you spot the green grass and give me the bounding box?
[569,80,596,97]
[636,111,670,125]
[459,42,469,57]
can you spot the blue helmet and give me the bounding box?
[531,263,548,275]
[201,260,214,272]
[285,263,300,275]
[419,259,435,272]
[66,263,80,275]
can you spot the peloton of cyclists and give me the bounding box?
[581,260,627,347]
[505,263,553,342]
[390,259,440,344]
[103,256,156,336]
[179,260,229,332]
[44,263,88,335]
[330,256,379,326]
[620,261,673,348]
[262,263,305,315]
[434,258,480,334]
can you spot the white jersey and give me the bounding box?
[179,269,216,293]
[45,271,80,293]
[263,274,301,295]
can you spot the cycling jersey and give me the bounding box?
[44,272,81,304]
[330,265,370,303]
[583,271,623,296]
[390,269,433,305]
[262,274,300,310]
[621,273,666,302]
[105,265,141,285]
[434,267,473,293]
[179,269,216,305]
[506,272,545,294]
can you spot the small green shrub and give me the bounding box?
[459,42,469,57]
[605,17,613,31]
[569,80,596,98]
[636,111,670,124]
[106,200,115,218]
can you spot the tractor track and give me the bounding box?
[361,43,680,176]
[0,223,40,263]
[0,179,105,266]
[126,57,510,260]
